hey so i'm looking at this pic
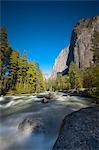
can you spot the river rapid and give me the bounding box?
[0,92,93,150]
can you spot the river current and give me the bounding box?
[0,92,93,150]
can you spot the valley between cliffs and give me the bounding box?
[0,14,99,150]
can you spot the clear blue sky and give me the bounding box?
[1,1,99,74]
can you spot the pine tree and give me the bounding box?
[26,62,37,93]
[89,31,99,98]
[16,54,28,93]
[62,75,71,90]
[35,63,45,92]
[9,50,19,90]
[69,62,83,89]
[0,27,47,95]
[56,74,63,91]
[91,32,99,65]
[0,27,12,95]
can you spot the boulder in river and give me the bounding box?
[53,106,99,150]
[18,117,45,134]
[42,92,57,103]
[45,92,56,99]
[37,92,57,103]
[41,97,49,103]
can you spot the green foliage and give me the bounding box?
[45,79,53,91]
[0,27,12,94]
[87,31,99,98]
[83,65,99,98]
[69,62,83,89]
[46,74,71,92]
[55,75,63,91]
[35,66,45,92]
[83,67,94,88]
[15,60,45,94]
[62,75,71,90]
[0,27,45,95]
[9,51,19,89]
[91,32,99,64]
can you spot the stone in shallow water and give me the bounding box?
[37,92,57,103]
[41,98,49,103]
[53,106,99,150]
[45,93,57,100]
[18,117,45,134]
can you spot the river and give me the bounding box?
[0,92,93,150]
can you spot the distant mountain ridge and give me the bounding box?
[51,16,99,78]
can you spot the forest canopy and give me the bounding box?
[0,27,45,95]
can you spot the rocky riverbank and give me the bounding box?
[53,106,99,150]
[62,88,99,104]
[0,92,97,150]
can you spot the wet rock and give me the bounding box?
[45,93,56,99]
[41,93,57,103]
[53,107,99,150]
[41,98,49,103]
[37,93,57,103]
[18,117,45,134]
[68,89,91,97]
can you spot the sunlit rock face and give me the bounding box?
[51,46,69,78]
[69,16,99,69]
[51,16,99,78]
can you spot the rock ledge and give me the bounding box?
[53,106,99,150]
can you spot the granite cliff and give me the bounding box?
[51,46,69,78]
[51,16,99,78]
[53,107,99,150]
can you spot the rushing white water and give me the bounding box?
[0,93,93,150]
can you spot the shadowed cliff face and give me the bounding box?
[51,16,99,78]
